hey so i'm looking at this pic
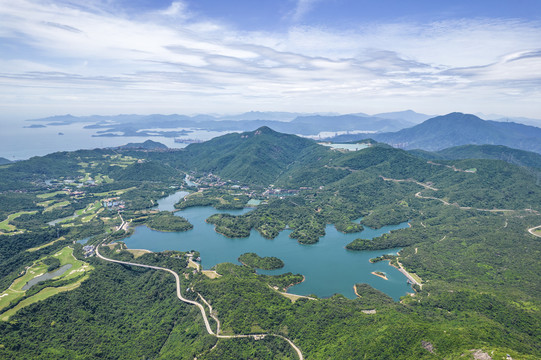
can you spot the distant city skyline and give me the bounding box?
[1,0,541,122]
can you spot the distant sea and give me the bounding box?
[0,123,229,160]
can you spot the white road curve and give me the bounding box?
[528,225,541,238]
[96,245,304,359]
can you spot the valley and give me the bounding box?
[0,125,539,359]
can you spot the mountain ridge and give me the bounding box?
[328,112,541,154]
[183,126,326,185]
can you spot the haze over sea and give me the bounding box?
[0,123,226,161]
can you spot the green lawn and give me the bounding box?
[0,275,89,322]
[75,200,101,216]
[0,211,38,232]
[43,200,71,212]
[37,200,55,207]
[26,237,66,253]
[93,187,136,197]
[37,191,67,199]
[0,246,93,319]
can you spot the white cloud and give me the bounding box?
[159,1,188,17]
[289,0,321,23]
[0,0,540,119]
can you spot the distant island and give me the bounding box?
[117,140,168,150]
[23,124,46,128]
[0,157,11,165]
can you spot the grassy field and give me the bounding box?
[201,270,221,279]
[0,275,89,322]
[43,200,71,212]
[73,201,104,223]
[0,246,93,319]
[95,174,113,184]
[37,199,55,207]
[125,249,152,258]
[37,191,67,199]
[0,211,38,232]
[26,237,66,252]
[104,154,137,168]
[75,201,102,216]
[93,186,136,197]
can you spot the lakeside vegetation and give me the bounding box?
[238,253,284,270]
[0,246,92,321]
[0,128,540,358]
[145,212,193,232]
[176,189,250,210]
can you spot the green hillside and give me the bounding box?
[0,157,11,165]
[330,112,541,154]
[0,129,540,359]
[183,126,326,185]
[109,161,182,182]
[436,144,541,169]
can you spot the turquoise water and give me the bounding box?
[77,237,91,244]
[124,198,413,300]
[153,190,189,212]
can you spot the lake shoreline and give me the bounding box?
[371,271,388,280]
[124,204,414,300]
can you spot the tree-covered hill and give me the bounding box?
[109,161,182,182]
[0,128,540,359]
[328,112,541,154]
[117,140,168,150]
[434,144,541,169]
[182,126,327,185]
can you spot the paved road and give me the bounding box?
[528,225,541,238]
[96,245,304,359]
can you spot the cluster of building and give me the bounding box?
[263,188,300,196]
[82,245,95,258]
[102,197,125,209]
[194,173,227,187]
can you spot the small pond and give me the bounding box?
[22,264,73,291]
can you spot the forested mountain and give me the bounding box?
[290,114,413,132]
[0,157,11,165]
[117,140,168,150]
[329,112,541,153]
[182,126,326,185]
[0,128,540,359]
[109,161,182,182]
[410,144,541,170]
[373,110,432,123]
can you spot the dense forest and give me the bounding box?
[0,127,540,359]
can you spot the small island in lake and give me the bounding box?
[238,252,284,270]
[371,271,388,280]
[145,212,193,232]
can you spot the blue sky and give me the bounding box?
[1,0,540,121]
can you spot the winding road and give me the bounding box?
[528,225,541,238]
[96,245,304,360]
[380,176,539,214]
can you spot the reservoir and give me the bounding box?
[153,190,189,212]
[124,193,413,300]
